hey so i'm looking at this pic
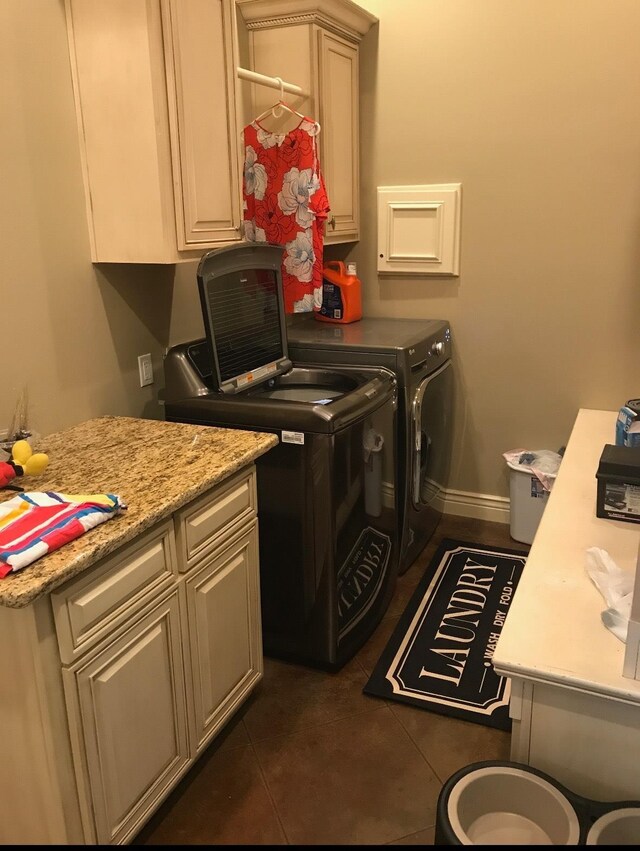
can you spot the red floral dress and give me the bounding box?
[242,116,330,314]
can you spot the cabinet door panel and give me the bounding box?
[318,30,359,242]
[527,681,640,801]
[66,0,177,262]
[65,590,189,844]
[186,524,263,751]
[165,0,241,247]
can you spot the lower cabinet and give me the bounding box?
[0,465,263,845]
[185,524,262,754]
[63,589,190,845]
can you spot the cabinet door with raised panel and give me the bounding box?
[318,29,360,244]
[163,0,242,249]
[184,523,263,753]
[66,0,243,262]
[63,589,189,845]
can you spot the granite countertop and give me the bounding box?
[0,416,278,609]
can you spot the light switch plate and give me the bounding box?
[138,353,154,387]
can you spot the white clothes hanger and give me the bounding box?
[253,77,307,125]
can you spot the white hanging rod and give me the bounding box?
[236,66,308,98]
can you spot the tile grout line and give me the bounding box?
[242,717,292,845]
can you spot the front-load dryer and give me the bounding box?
[287,314,453,575]
[164,243,399,671]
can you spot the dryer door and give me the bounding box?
[411,359,453,509]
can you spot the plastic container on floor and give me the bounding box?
[508,464,550,544]
[504,449,562,545]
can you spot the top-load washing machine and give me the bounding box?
[287,314,453,575]
[163,243,399,671]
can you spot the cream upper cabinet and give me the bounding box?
[236,0,378,245]
[66,0,242,263]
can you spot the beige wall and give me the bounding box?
[1,0,176,438]
[4,0,640,506]
[347,0,640,499]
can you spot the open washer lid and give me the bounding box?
[197,242,291,394]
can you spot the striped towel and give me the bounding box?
[0,491,127,577]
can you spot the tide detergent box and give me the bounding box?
[616,402,640,448]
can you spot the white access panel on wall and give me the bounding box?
[377,183,461,276]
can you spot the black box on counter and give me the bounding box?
[596,444,640,524]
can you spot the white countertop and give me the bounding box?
[493,408,640,704]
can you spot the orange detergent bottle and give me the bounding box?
[315,261,363,324]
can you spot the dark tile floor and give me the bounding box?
[134,515,528,846]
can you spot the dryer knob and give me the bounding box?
[431,341,445,356]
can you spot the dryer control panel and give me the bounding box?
[407,325,451,374]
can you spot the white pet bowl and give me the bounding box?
[586,807,640,845]
[444,764,581,845]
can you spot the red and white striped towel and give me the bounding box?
[0,491,127,576]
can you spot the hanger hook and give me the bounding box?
[274,76,284,101]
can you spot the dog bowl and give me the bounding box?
[436,761,582,845]
[585,807,640,844]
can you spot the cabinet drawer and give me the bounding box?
[175,466,257,572]
[52,520,178,665]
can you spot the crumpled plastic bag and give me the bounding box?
[585,547,634,642]
[503,449,562,491]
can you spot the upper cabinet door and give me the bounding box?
[318,30,359,244]
[66,0,242,263]
[163,0,242,250]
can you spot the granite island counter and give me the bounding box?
[0,415,278,607]
[0,415,278,845]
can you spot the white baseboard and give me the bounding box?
[439,487,510,525]
[384,482,510,525]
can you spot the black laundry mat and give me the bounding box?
[363,539,527,731]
